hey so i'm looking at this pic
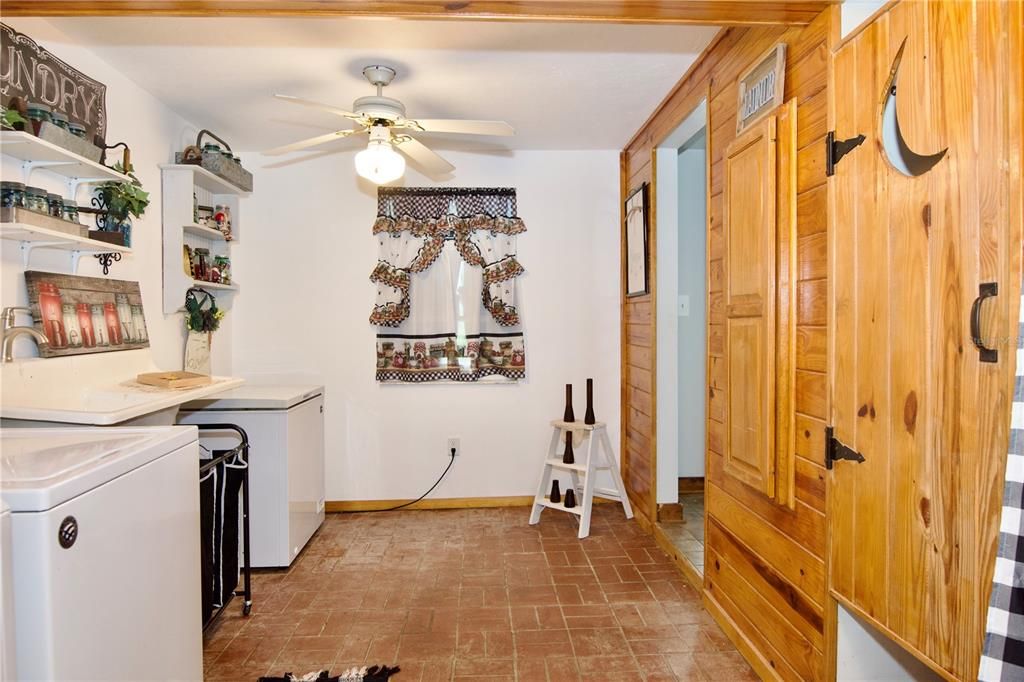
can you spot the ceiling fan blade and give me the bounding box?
[274,94,361,120]
[262,129,361,156]
[409,119,515,137]
[393,135,455,176]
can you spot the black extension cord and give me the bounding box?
[349,448,456,513]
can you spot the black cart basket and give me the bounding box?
[197,423,253,630]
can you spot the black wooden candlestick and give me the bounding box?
[562,430,574,464]
[563,383,575,422]
[550,480,561,504]
[584,378,596,425]
[564,488,576,509]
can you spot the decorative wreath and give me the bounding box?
[184,287,224,333]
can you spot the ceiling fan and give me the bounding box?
[264,65,515,183]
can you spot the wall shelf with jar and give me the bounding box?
[161,163,244,313]
[1,130,135,273]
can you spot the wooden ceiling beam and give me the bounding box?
[2,1,834,26]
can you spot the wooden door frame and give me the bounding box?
[5,0,832,24]
[636,84,714,592]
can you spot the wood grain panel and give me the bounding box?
[827,1,1023,677]
[797,233,828,281]
[708,483,826,604]
[796,326,827,372]
[622,9,835,678]
[0,0,834,21]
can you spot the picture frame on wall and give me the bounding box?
[24,271,150,358]
[624,183,649,297]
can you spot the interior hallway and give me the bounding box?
[202,506,752,681]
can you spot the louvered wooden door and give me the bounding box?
[828,1,1022,678]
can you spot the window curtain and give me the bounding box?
[370,187,527,383]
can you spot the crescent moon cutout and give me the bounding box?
[881,38,947,176]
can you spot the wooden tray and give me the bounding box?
[136,371,212,389]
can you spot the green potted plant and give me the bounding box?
[1,107,26,131]
[95,161,150,247]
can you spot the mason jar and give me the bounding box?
[50,111,69,130]
[46,193,64,218]
[26,102,51,134]
[1,181,25,209]
[61,199,80,223]
[24,186,49,214]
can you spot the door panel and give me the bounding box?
[827,1,1023,677]
[724,115,777,497]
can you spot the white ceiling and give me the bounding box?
[47,18,718,153]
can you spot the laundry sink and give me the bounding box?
[0,350,243,426]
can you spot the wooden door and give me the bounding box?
[828,1,1023,678]
[724,114,778,498]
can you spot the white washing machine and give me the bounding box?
[1,426,202,682]
[180,385,325,567]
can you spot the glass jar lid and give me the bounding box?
[0,181,25,189]
[24,186,47,196]
[26,102,51,112]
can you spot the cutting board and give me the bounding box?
[136,371,213,390]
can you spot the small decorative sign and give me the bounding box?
[24,271,149,358]
[736,43,786,135]
[0,23,107,145]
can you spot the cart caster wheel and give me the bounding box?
[243,602,252,616]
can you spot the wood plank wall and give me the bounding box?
[620,8,834,679]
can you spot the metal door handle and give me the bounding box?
[970,282,998,363]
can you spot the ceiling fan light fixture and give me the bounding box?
[355,139,405,184]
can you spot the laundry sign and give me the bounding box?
[0,23,107,145]
[736,43,786,134]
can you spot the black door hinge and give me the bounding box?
[825,130,866,177]
[825,426,866,470]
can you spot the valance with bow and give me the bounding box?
[370,187,527,383]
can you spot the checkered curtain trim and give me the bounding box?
[980,283,1024,681]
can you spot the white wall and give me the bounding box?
[0,19,232,374]
[836,605,941,681]
[655,101,706,503]
[231,149,621,501]
[841,1,888,38]
[676,132,706,479]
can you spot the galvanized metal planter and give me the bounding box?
[37,121,102,162]
[174,129,253,192]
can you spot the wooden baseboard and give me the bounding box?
[326,494,618,513]
[326,495,534,512]
[651,522,703,590]
[703,591,781,682]
[678,476,706,493]
[657,502,684,522]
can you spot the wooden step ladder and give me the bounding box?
[529,420,633,539]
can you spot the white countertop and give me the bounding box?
[180,384,323,411]
[0,350,244,426]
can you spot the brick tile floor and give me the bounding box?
[202,505,755,681]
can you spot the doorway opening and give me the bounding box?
[654,100,708,578]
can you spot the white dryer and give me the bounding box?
[1,426,202,682]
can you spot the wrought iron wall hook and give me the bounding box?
[95,252,121,275]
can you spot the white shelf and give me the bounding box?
[544,458,590,473]
[159,164,249,196]
[0,131,132,186]
[537,498,583,516]
[183,223,228,241]
[191,279,238,291]
[1,222,131,271]
[1,222,131,253]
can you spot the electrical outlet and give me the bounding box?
[447,437,461,457]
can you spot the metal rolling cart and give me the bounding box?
[196,423,252,629]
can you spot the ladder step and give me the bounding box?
[536,497,583,516]
[545,458,609,473]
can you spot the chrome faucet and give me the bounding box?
[2,307,48,362]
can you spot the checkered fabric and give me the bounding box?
[377,187,517,218]
[980,282,1024,681]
